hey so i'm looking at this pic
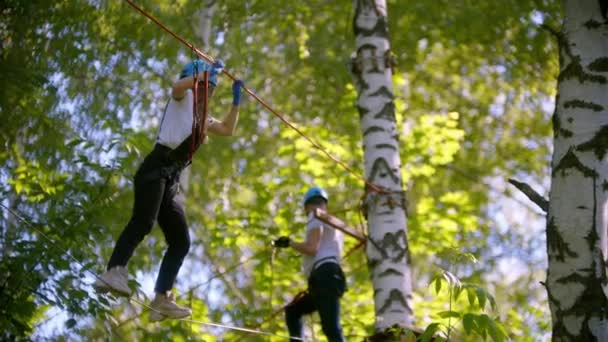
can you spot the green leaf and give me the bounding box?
[435,276,442,294]
[420,322,441,342]
[476,287,487,310]
[438,310,461,319]
[488,318,507,342]
[466,286,476,307]
[462,313,476,335]
[453,284,464,301]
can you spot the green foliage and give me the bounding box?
[0,0,558,340]
[426,268,507,342]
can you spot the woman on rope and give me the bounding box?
[273,186,346,342]
[94,59,244,322]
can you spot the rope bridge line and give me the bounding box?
[123,0,384,194]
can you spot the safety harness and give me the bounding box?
[142,62,210,182]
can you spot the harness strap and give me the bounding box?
[200,70,209,143]
[189,71,199,161]
[188,70,209,161]
[312,256,338,271]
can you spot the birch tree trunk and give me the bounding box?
[546,0,608,340]
[351,0,413,331]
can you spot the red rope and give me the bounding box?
[188,70,210,161]
[201,71,209,142]
[189,72,199,161]
[123,0,384,193]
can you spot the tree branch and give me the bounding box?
[508,178,549,213]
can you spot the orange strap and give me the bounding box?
[188,70,209,161]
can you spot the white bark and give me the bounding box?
[194,0,217,48]
[547,0,608,340]
[351,0,413,331]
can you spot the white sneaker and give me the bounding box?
[93,266,131,297]
[149,293,192,322]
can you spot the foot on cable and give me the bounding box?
[93,266,132,297]
[149,292,192,322]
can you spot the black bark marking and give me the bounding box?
[553,148,598,178]
[567,117,574,123]
[374,102,396,122]
[368,257,381,269]
[546,217,579,262]
[378,268,404,278]
[369,157,399,183]
[555,271,592,284]
[577,125,608,160]
[602,179,608,191]
[549,175,608,338]
[584,19,603,29]
[553,96,574,138]
[370,86,394,100]
[357,104,370,118]
[353,0,388,38]
[363,126,386,136]
[559,55,608,84]
[368,230,409,263]
[375,143,397,151]
[356,45,383,73]
[353,72,370,92]
[586,177,599,255]
[600,0,608,20]
[589,57,608,72]
[356,16,388,37]
[564,99,604,112]
[378,289,412,315]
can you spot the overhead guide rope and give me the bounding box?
[123,0,384,194]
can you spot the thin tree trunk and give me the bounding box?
[351,0,413,332]
[194,0,217,48]
[546,0,608,340]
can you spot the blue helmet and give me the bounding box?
[179,60,221,86]
[303,186,328,206]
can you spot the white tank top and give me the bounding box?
[156,89,215,149]
[302,212,343,278]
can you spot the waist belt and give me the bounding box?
[138,144,190,182]
[312,256,339,271]
[155,143,191,166]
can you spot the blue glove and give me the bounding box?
[211,59,225,76]
[232,80,243,106]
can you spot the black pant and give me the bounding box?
[285,262,346,342]
[107,145,190,293]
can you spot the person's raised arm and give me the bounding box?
[172,59,225,100]
[171,76,196,100]
[207,80,243,136]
